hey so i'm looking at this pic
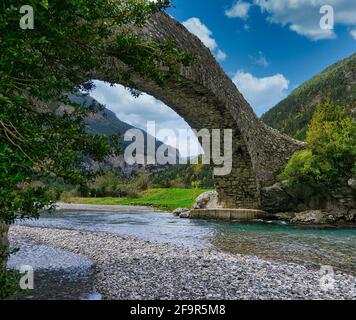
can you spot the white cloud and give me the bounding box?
[90,80,202,157]
[183,17,217,50]
[91,81,176,124]
[216,49,227,61]
[254,0,356,40]
[182,17,227,61]
[249,51,269,67]
[216,49,228,62]
[350,29,356,40]
[225,1,251,20]
[232,71,289,115]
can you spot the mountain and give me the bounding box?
[261,53,356,140]
[67,94,179,176]
[69,94,133,137]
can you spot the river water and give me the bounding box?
[8,209,356,299]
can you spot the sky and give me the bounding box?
[91,0,356,157]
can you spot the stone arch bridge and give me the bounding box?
[93,12,304,210]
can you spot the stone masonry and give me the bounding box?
[93,12,305,209]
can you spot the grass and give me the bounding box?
[70,188,212,212]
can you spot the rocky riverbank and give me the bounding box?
[191,190,356,225]
[9,225,356,300]
[261,178,356,224]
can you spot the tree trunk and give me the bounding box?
[0,223,10,271]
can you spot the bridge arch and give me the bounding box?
[92,12,304,209]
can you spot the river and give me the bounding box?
[8,208,356,300]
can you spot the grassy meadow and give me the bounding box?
[69,188,211,211]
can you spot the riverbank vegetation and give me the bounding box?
[45,162,214,201]
[279,99,356,204]
[44,163,214,211]
[44,166,213,211]
[68,188,211,212]
[150,163,214,189]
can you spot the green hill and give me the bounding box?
[261,53,356,140]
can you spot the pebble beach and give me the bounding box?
[9,225,356,300]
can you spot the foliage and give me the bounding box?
[80,170,149,198]
[70,188,212,212]
[150,163,214,189]
[48,163,212,200]
[0,0,193,221]
[279,99,356,198]
[0,269,20,300]
[191,181,202,189]
[262,53,356,140]
[0,0,193,298]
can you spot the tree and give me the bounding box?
[279,99,356,198]
[0,0,194,297]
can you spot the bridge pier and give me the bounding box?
[213,129,260,209]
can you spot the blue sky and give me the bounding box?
[91,0,356,156]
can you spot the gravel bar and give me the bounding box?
[9,225,356,300]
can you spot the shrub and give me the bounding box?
[123,186,140,199]
[279,150,320,184]
[132,170,150,191]
[60,191,75,203]
[0,269,20,300]
[279,99,356,195]
[191,181,202,189]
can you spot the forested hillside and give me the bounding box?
[262,53,356,140]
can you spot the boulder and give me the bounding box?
[331,185,356,209]
[347,209,356,222]
[327,207,348,220]
[179,211,191,219]
[192,191,222,209]
[291,210,333,224]
[261,183,297,213]
[172,208,190,216]
[348,176,356,190]
[275,212,296,221]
